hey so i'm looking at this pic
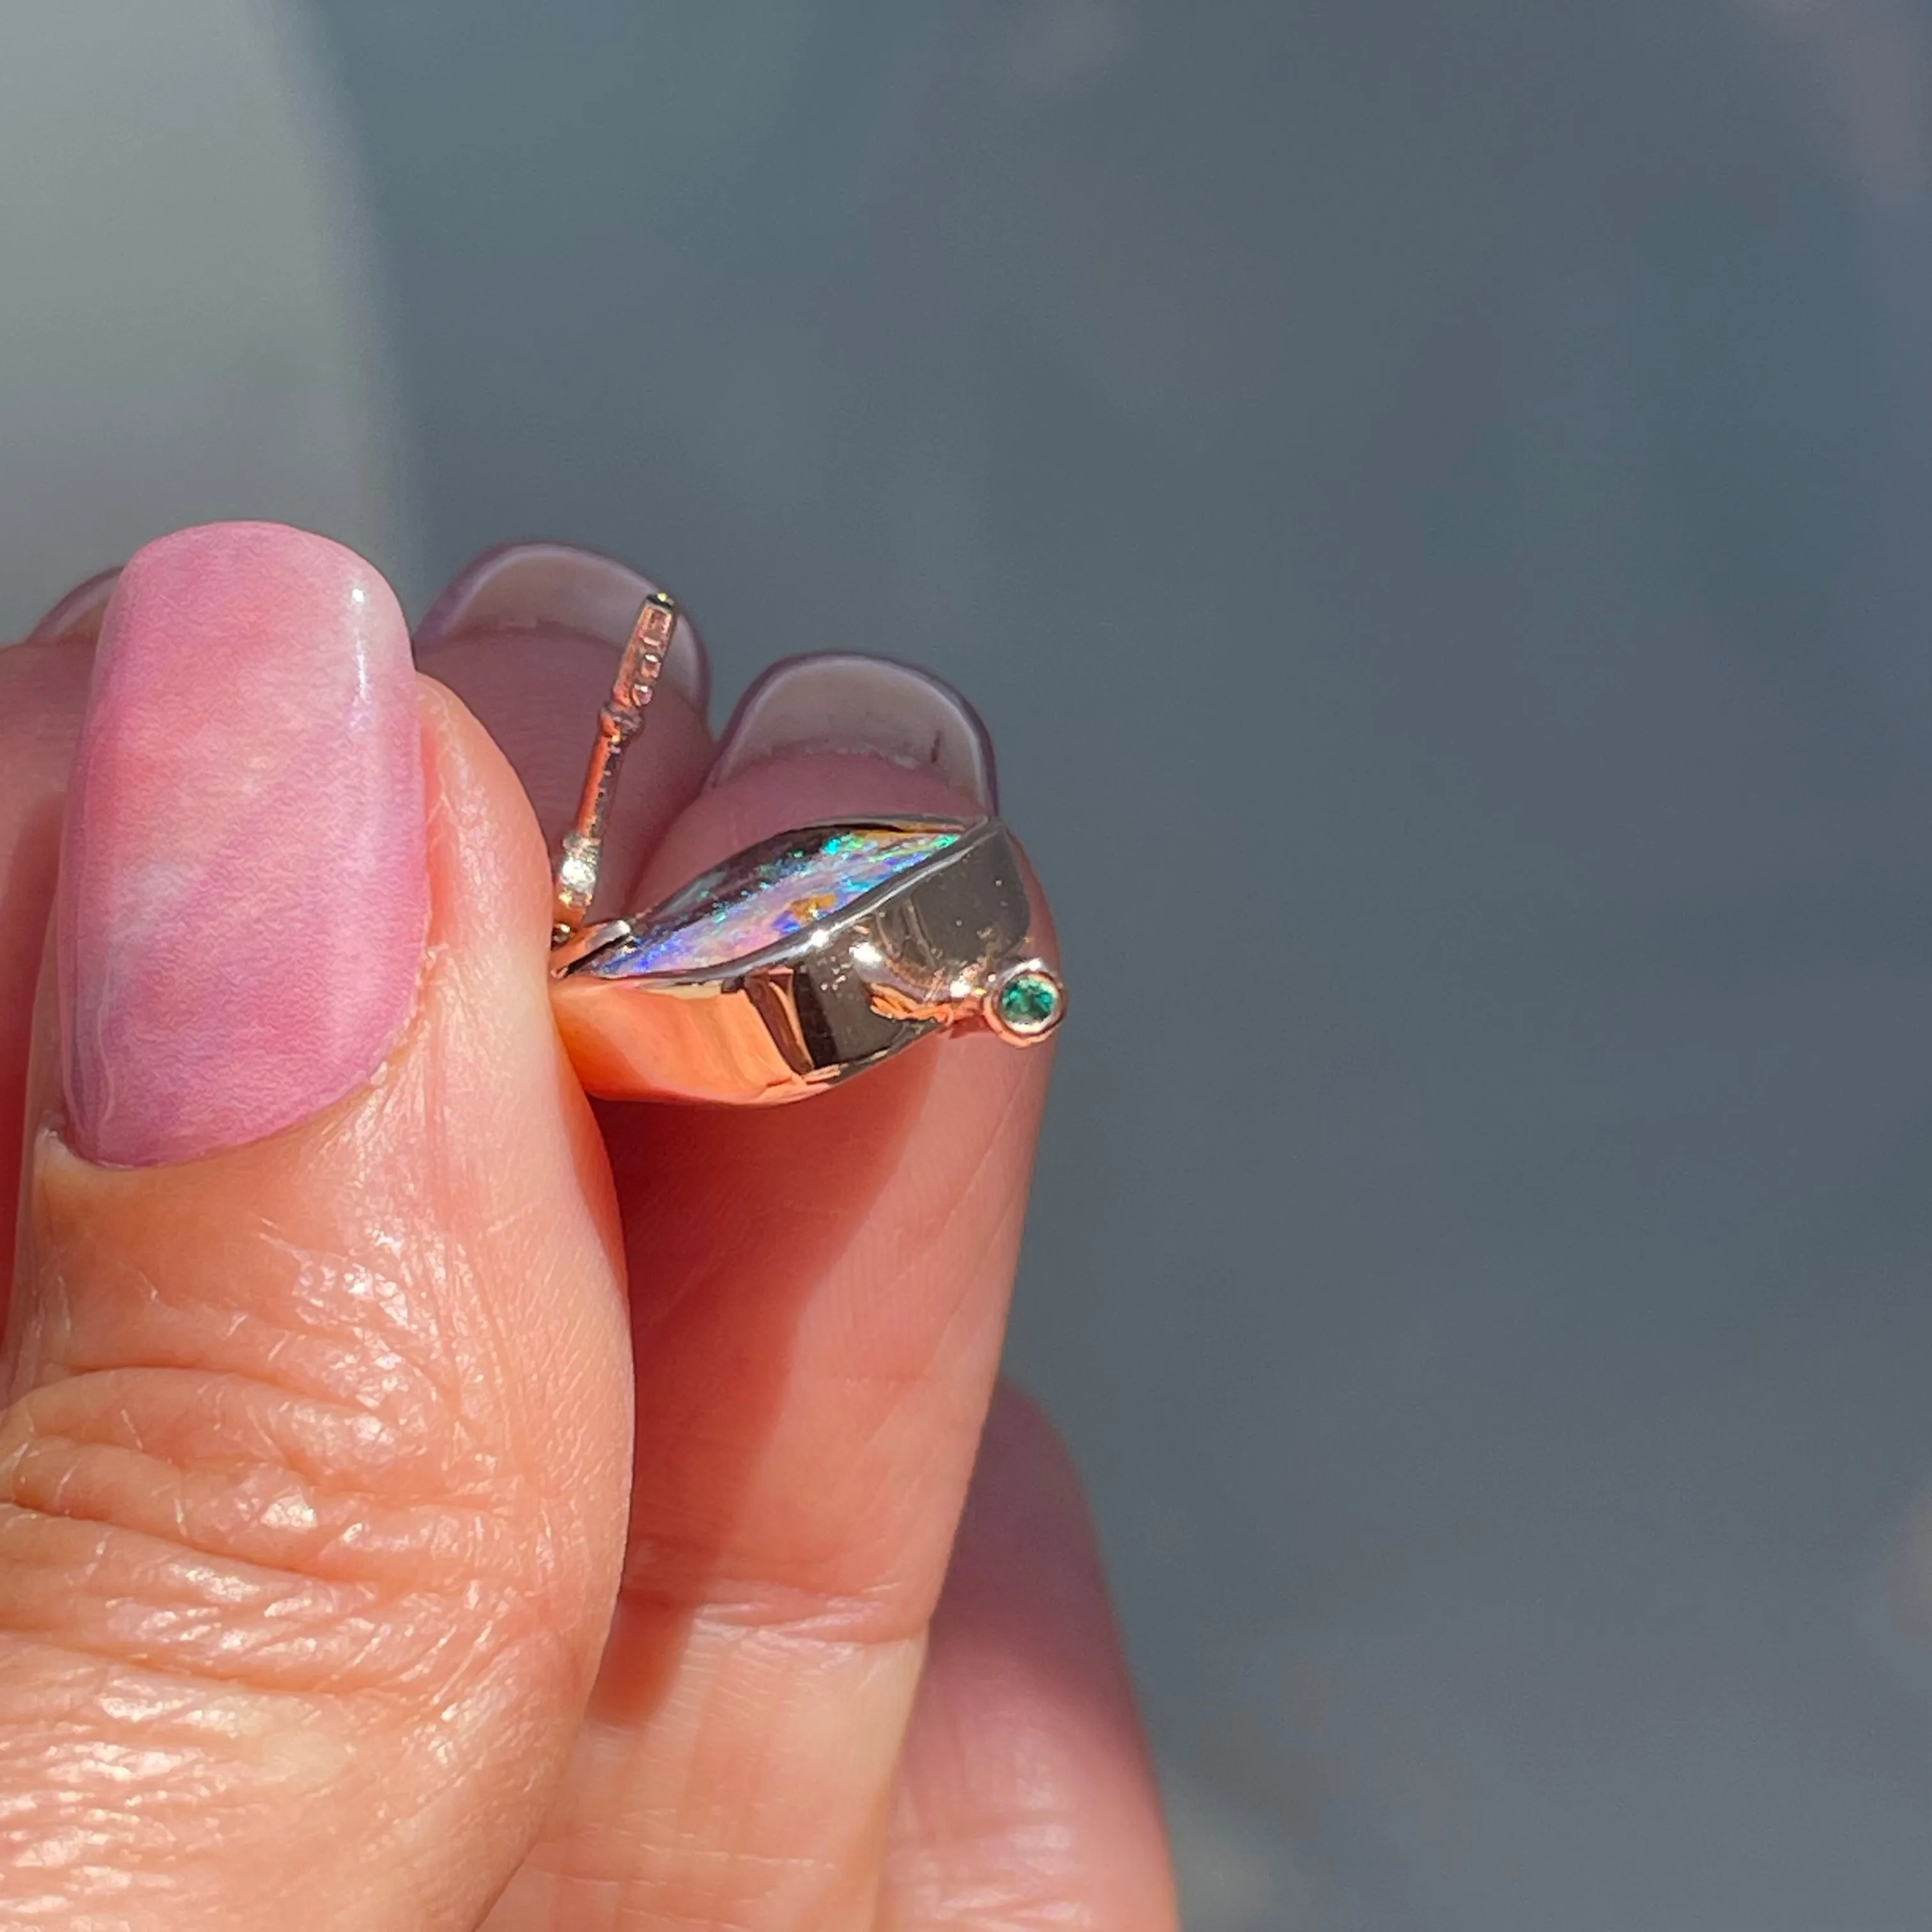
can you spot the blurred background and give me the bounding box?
[8,2,1932,1922]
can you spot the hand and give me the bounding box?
[0,526,1177,1929]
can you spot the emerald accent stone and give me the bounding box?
[996,971,1060,1031]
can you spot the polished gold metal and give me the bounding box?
[548,591,1064,1105]
[553,818,1061,1103]
[551,589,680,943]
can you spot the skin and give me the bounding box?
[0,570,1179,1929]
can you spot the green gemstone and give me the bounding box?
[996,971,1060,1031]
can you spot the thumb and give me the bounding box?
[0,526,631,1929]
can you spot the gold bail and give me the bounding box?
[551,590,680,943]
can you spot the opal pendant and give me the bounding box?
[546,589,1063,1104]
[551,817,1063,1103]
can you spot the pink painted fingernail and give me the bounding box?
[59,523,426,1167]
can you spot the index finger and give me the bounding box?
[490,657,1055,1929]
[0,578,111,1305]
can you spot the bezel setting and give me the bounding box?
[985,959,1066,1044]
[549,817,1061,1103]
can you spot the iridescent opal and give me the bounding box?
[590,824,962,977]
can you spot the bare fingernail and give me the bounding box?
[26,567,121,643]
[417,540,708,710]
[709,654,997,809]
[59,523,426,1167]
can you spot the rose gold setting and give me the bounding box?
[548,590,1063,1104]
[551,589,679,942]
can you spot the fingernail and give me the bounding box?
[709,654,997,808]
[59,523,426,1167]
[26,567,121,643]
[417,540,709,710]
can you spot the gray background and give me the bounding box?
[8,1,1932,1923]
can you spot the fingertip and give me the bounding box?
[418,625,714,915]
[417,540,710,712]
[711,653,996,808]
[944,1379,1112,1641]
[413,666,559,953]
[887,1380,1178,1930]
[23,565,119,645]
[962,1382,1095,1547]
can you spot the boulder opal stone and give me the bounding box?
[588,824,963,977]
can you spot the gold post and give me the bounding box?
[551,590,680,943]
